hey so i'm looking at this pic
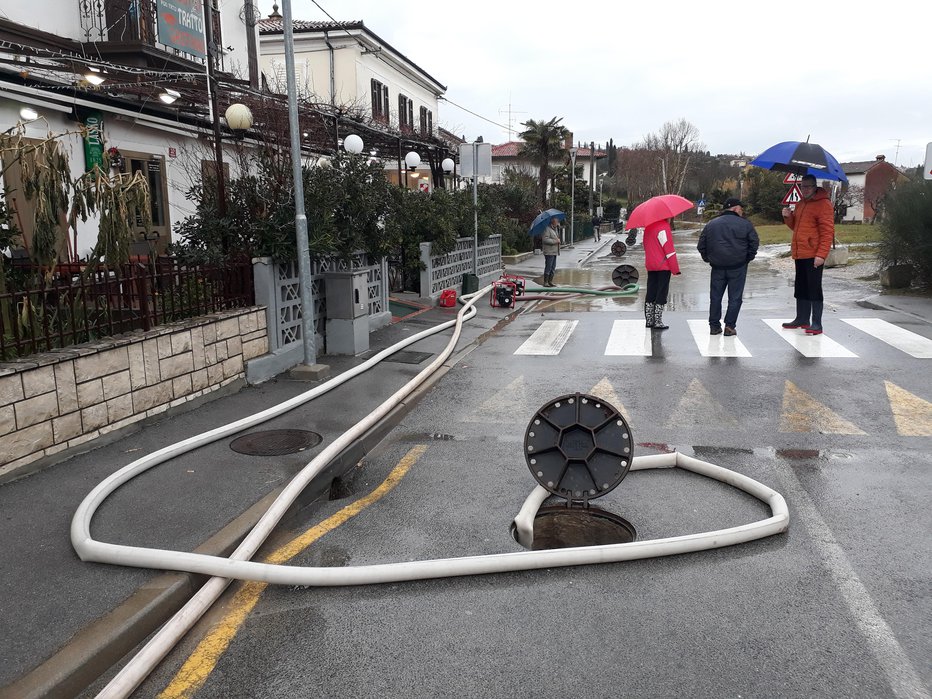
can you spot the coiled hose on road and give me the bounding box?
[72,283,788,698]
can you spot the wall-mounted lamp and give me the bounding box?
[404,151,421,169]
[19,107,39,121]
[343,134,364,154]
[158,88,181,104]
[84,66,106,86]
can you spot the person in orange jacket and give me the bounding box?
[781,174,835,334]
[643,217,681,330]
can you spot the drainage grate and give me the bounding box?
[386,350,433,365]
[229,429,322,456]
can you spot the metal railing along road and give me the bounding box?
[0,258,254,361]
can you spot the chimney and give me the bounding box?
[876,155,885,161]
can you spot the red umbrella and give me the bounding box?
[624,194,694,229]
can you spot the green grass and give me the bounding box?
[753,223,884,246]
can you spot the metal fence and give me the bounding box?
[0,259,254,360]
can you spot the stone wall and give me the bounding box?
[0,308,268,481]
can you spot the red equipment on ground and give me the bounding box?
[490,280,517,308]
[438,289,458,307]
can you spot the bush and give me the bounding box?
[879,178,932,286]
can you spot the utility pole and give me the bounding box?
[588,141,595,216]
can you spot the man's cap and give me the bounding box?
[724,197,745,209]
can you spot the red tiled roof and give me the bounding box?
[491,142,606,158]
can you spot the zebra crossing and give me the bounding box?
[514,317,932,360]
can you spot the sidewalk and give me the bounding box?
[0,292,515,699]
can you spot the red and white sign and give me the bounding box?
[168,147,177,159]
[783,173,803,184]
[782,184,802,204]
[418,181,430,194]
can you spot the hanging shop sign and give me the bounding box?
[81,109,105,172]
[156,0,206,58]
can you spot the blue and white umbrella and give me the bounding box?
[750,140,847,182]
[528,208,566,237]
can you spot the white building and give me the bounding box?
[0,0,263,256]
[257,16,448,189]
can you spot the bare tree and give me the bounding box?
[640,118,704,195]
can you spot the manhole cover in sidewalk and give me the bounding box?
[230,429,322,456]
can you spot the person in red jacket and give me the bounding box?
[781,174,835,334]
[643,217,681,330]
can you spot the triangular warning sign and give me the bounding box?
[884,381,932,436]
[783,173,803,184]
[782,184,803,205]
[588,377,633,424]
[664,378,739,429]
[780,381,866,434]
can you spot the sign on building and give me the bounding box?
[157,0,207,58]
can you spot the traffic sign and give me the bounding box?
[783,173,803,184]
[782,184,802,205]
[924,142,932,181]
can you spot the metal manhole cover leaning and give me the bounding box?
[229,429,323,456]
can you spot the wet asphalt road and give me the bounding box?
[114,231,931,698]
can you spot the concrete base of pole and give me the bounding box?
[289,363,331,381]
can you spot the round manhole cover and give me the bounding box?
[612,264,639,287]
[229,429,322,456]
[610,240,627,257]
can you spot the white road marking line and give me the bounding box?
[842,318,932,358]
[763,319,858,357]
[514,320,578,355]
[687,320,752,357]
[778,464,930,699]
[604,319,652,356]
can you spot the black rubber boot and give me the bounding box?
[806,301,824,334]
[782,299,811,329]
[653,304,669,330]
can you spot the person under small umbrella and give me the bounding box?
[781,174,835,334]
[541,217,561,287]
[697,198,759,336]
[643,217,681,330]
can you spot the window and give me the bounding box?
[419,106,433,137]
[398,94,414,133]
[371,79,389,124]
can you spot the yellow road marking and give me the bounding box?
[665,378,739,428]
[158,445,428,699]
[589,377,633,423]
[885,381,932,436]
[780,381,866,434]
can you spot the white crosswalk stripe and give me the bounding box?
[686,320,752,357]
[841,318,932,358]
[514,320,577,355]
[762,319,858,357]
[604,319,652,356]
[512,316,931,360]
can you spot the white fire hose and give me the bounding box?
[71,287,788,697]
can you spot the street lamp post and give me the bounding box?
[569,147,578,246]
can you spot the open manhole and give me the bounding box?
[229,429,322,456]
[512,505,636,550]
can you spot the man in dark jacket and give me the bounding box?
[697,197,760,336]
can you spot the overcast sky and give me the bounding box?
[255,0,931,168]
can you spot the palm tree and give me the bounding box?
[519,117,569,206]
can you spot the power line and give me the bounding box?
[438,96,510,132]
